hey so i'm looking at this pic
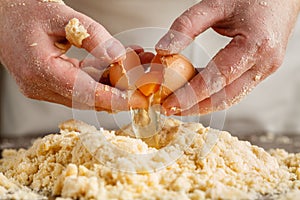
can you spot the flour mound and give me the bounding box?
[0,118,299,199]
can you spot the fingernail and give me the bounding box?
[156,32,173,55]
[156,30,193,55]
[105,39,126,61]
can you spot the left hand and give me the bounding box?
[0,0,148,112]
[156,0,300,116]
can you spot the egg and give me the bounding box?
[136,54,196,104]
[109,49,196,105]
[135,70,163,97]
[109,48,144,90]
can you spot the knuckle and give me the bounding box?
[83,21,110,50]
[256,37,285,73]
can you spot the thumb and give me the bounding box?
[74,13,125,63]
[156,0,229,55]
[53,6,125,63]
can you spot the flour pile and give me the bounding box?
[0,118,300,200]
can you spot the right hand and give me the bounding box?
[0,0,148,112]
[156,0,300,116]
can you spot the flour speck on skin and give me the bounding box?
[41,0,65,4]
[29,43,38,47]
[0,118,300,200]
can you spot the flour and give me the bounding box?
[0,173,46,199]
[41,0,65,4]
[0,118,300,199]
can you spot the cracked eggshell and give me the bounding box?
[136,54,196,104]
[158,54,196,101]
[109,48,143,90]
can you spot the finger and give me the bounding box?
[156,0,233,54]
[60,54,80,67]
[44,57,147,111]
[79,46,147,71]
[25,84,104,110]
[61,54,111,84]
[94,83,149,111]
[75,15,125,62]
[27,87,74,108]
[80,56,110,70]
[50,5,125,63]
[162,36,257,115]
[173,67,264,116]
[86,48,154,76]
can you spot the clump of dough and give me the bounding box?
[0,118,300,200]
[0,173,46,199]
[65,18,90,48]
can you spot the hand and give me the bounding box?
[156,0,300,115]
[0,0,147,112]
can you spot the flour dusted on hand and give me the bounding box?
[1,118,300,200]
[41,0,65,4]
